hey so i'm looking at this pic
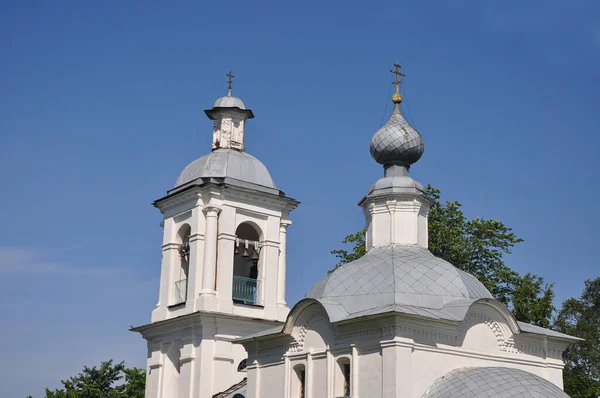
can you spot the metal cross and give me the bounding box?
[226,71,235,91]
[390,62,405,88]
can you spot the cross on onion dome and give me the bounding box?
[389,63,405,104]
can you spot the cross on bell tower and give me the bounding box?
[226,71,234,95]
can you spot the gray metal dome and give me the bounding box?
[213,94,246,109]
[423,367,570,398]
[370,104,424,166]
[308,245,492,316]
[175,149,276,189]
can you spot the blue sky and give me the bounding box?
[1,1,599,396]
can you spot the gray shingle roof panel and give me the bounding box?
[308,245,492,318]
[174,149,276,189]
[422,367,569,397]
[518,321,583,341]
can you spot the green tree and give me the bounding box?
[512,273,555,328]
[38,360,145,398]
[330,185,555,325]
[553,278,600,398]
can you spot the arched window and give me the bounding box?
[174,224,191,304]
[237,358,247,372]
[335,357,351,397]
[292,364,306,398]
[232,223,261,305]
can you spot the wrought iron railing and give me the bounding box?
[174,278,187,304]
[232,276,260,305]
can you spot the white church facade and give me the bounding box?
[132,67,580,398]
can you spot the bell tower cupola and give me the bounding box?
[205,71,255,152]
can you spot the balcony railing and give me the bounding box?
[232,276,260,305]
[174,278,187,304]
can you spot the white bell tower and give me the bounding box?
[132,73,298,398]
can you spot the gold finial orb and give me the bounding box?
[392,92,403,104]
[390,62,405,104]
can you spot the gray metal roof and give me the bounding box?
[370,104,424,166]
[308,245,493,317]
[212,378,247,398]
[422,367,570,397]
[174,149,276,190]
[518,321,584,341]
[213,94,246,109]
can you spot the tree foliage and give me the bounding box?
[512,273,555,328]
[38,360,145,398]
[553,278,600,398]
[330,185,555,326]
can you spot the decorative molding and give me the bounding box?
[217,232,237,241]
[336,323,456,347]
[261,239,281,248]
[203,206,222,217]
[213,356,235,363]
[162,242,180,251]
[180,355,195,364]
[460,312,506,348]
[189,232,205,242]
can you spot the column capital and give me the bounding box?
[202,206,221,217]
[280,220,292,230]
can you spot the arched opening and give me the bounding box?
[232,223,261,305]
[237,358,247,372]
[335,357,351,397]
[292,364,306,398]
[174,224,191,304]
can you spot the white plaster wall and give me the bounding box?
[358,349,382,398]
[311,356,327,398]
[258,364,285,398]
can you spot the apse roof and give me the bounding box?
[422,367,570,398]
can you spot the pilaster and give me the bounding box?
[217,230,237,313]
[199,206,221,310]
[277,220,292,308]
[381,337,414,398]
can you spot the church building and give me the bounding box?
[132,66,580,398]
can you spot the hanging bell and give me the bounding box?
[234,245,239,255]
[249,249,260,261]
[242,247,250,257]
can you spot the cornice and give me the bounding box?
[131,310,281,339]
[154,188,202,212]
[222,186,299,212]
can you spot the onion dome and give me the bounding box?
[370,104,424,166]
[370,62,424,167]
